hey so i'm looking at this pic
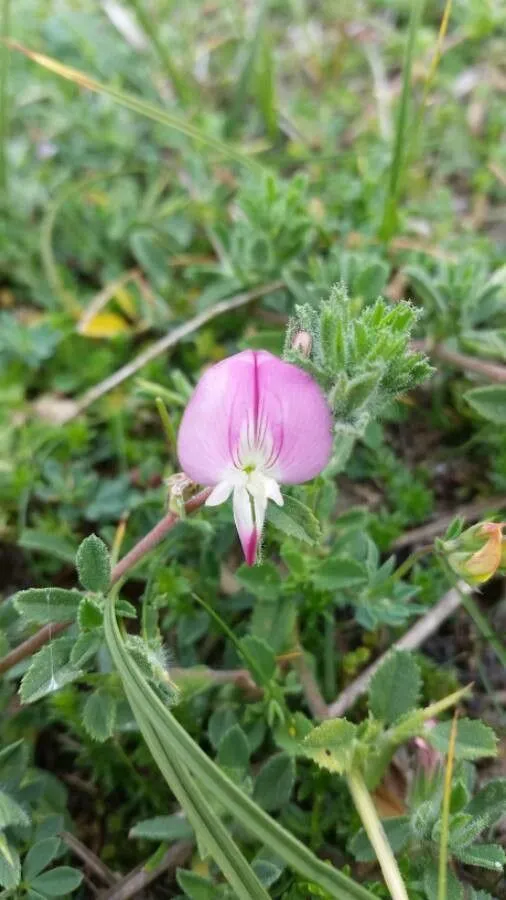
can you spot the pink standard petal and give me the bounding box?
[177,350,333,486]
[254,351,333,483]
[177,351,257,485]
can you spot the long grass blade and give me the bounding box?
[103,592,376,900]
[127,0,193,106]
[0,0,11,195]
[5,40,264,171]
[378,0,426,241]
[438,712,458,900]
[127,696,270,900]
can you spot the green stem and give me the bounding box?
[104,593,375,900]
[0,0,11,196]
[127,695,270,900]
[392,546,432,582]
[378,0,426,240]
[458,588,506,669]
[346,770,409,900]
[127,0,193,106]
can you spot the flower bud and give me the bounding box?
[291,330,312,357]
[441,521,505,585]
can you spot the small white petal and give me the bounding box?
[264,477,284,506]
[206,481,234,507]
[233,486,257,564]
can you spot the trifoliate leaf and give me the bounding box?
[30,866,83,897]
[464,384,506,424]
[311,557,367,591]
[369,650,422,725]
[253,753,295,811]
[14,588,83,624]
[427,718,497,760]
[267,495,321,545]
[82,690,117,742]
[70,631,102,668]
[76,534,111,593]
[301,719,357,774]
[0,791,30,829]
[20,638,82,704]
[23,838,61,881]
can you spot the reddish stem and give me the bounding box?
[0,488,212,676]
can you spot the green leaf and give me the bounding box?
[464,384,506,424]
[274,713,313,755]
[76,534,111,593]
[301,719,357,774]
[235,563,282,600]
[466,778,506,828]
[78,596,104,630]
[23,839,61,882]
[368,651,421,725]
[82,689,117,742]
[311,558,367,591]
[453,843,506,872]
[30,866,83,896]
[70,631,102,667]
[267,495,321,545]
[177,869,222,900]
[427,718,497,760]
[14,588,83,624]
[20,638,83,704]
[217,725,251,775]
[253,753,295,811]
[0,838,21,890]
[423,860,463,900]
[0,791,30,828]
[129,815,193,842]
[238,635,277,686]
[348,817,410,863]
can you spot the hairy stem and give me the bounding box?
[0,488,211,675]
[347,770,409,900]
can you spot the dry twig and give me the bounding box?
[100,840,193,900]
[326,583,471,719]
[62,280,284,422]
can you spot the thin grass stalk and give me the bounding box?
[126,696,270,899]
[438,712,458,900]
[0,0,11,195]
[127,0,193,106]
[378,0,426,241]
[103,592,376,900]
[6,41,264,172]
[347,771,409,900]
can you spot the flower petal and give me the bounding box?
[177,351,259,485]
[253,351,333,483]
[206,481,234,507]
[233,486,256,565]
[177,350,333,486]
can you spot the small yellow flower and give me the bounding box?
[443,521,505,585]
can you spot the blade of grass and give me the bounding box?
[378,0,426,241]
[457,585,506,669]
[127,0,193,106]
[5,40,264,171]
[228,0,270,133]
[438,711,458,900]
[407,0,453,169]
[0,0,11,196]
[103,592,376,900]
[125,695,270,900]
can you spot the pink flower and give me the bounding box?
[177,350,333,565]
